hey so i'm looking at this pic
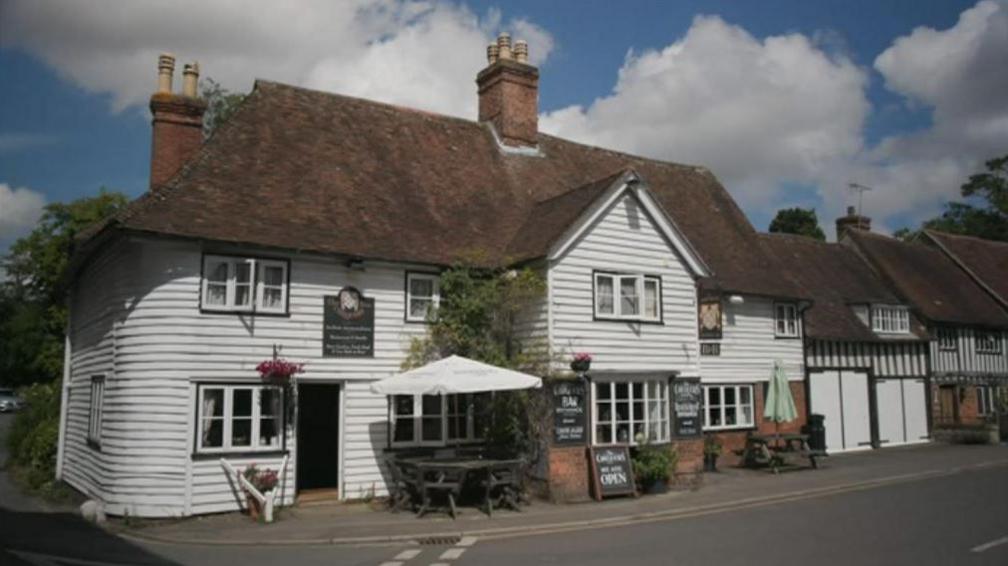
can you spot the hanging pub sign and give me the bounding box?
[672,377,703,438]
[322,287,375,358]
[589,445,635,500]
[698,300,723,340]
[551,380,587,446]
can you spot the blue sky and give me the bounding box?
[1,0,1006,255]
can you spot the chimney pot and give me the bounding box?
[847,205,856,215]
[182,62,200,98]
[497,32,512,60]
[487,43,499,65]
[514,40,528,63]
[157,53,175,94]
[836,208,871,241]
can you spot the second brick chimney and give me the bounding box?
[836,206,872,240]
[476,33,539,149]
[149,54,207,190]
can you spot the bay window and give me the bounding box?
[871,305,910,334]
[201,255,289,314]
[592,379,669,445]
[391,393,490,446]
[196,385,284,453]
[703,384,754,430]
[594,272,661,322]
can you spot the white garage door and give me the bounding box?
[876,378,930,446]
[809,370,873,453]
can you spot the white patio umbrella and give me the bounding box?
[764,359,799,438]
[370,355,542,396]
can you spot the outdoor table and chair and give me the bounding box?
[741,432,825,473]
[386,451,526,519]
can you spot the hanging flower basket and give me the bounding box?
[570,352,592,373]
[256,359,304,383]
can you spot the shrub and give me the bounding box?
[632,443,677,488]
[7,380,62,490]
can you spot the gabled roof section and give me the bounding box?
[511,169,709,277]
[923,230,1008,310]
[845,230,1008,329]
[80,79,798,297]
[759,233,926,342]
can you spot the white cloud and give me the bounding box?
[540,15,871,213]
[0,0,554,119]
[0,183,46,243]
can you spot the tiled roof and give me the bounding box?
[759,233,926,341]
[924,230,1008,310]
[846,230,1008,329]
[82,80,803,298]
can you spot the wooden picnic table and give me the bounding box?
[397,456,524,518]
[741,433,825,473]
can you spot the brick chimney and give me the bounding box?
[836,206,871,240]
[149,54,207,190]
[476,33,539,148]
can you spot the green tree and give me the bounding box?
[896,155,1008,241]
[768,207,826,241]
[0,189,128,386]
[200,77,246,140]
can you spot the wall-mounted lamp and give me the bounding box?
[345,258,366,271]
[728,295,745,305]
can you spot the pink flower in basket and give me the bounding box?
[572,352,592,363]
[256,359,305,381]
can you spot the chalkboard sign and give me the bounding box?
[589,445,635,500]
[672,377,703,438]
[551,380,587,446]
[322,287,375,358]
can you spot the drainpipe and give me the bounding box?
[56,332,71,480]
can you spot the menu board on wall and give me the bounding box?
[551,380,587,446]
[589,445,635,500]
[322,287,375,358]
[672,377,703,438]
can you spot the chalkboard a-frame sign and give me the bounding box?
[672,377,703,438]
[589,445,636,500]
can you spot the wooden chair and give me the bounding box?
[385,457,419,513]
[481,460,524,517]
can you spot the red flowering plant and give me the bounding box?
[243,464,279,493]
[256,359,304,383]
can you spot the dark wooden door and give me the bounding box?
[938,386,958,425]
[297,383,341,491]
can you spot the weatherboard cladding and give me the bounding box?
[698,296,804,384]
[83,80,800,299]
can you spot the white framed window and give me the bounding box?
[592,379,669,445]
[774,303,799,337]
[196,385,284,453]
[87,375,105,447]
[937,327,957,351]
[976,331,1003,355]
[201,255,289,314]
[977,385,1001,416]
[871,305,910,334]
[406,272,440,322]
[594,273,661,322]
[703,384,755,431]
[391,393,490,446]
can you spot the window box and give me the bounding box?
[871,305,910,334]
[774,303,799,338]
[195,384,285,454]
[405,272,440,322]
[703,384,755,431]
[592,379,669,445]
[201,255,289,314]
[594,272,661,322]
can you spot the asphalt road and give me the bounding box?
[2,409,1007,566]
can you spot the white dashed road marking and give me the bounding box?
[379,536,479,566]
[395,549,423,560]
[438,548,466,560]
[971,535,1008,553]
[456,536,478,547]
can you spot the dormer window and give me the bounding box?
[594,272,661,322]
[872,305,910,334]
[201,255,289,314]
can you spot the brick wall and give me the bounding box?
[707,381,808,467]
[546,446,591,502]
[149,93,206,189]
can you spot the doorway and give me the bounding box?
[296,383,341,494]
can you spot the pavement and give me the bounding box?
[118,441,1008,547]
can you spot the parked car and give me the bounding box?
[0,388,24,412]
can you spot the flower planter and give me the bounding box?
[570,360,591,373]
[245,491,263,521]
[703,453,719,472]
[644,479,668,494]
